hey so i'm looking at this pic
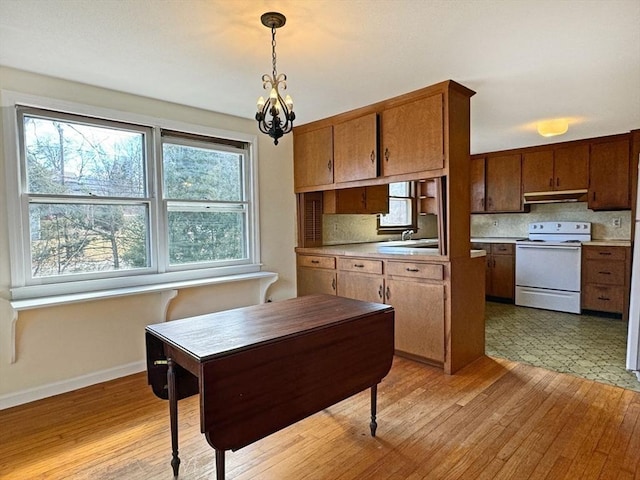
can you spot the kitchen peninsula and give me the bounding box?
[293,80,485,374]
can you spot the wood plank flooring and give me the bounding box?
[1,356,639,479]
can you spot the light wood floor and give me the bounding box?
[1,356,639,480]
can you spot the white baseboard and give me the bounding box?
[0,360,147,410]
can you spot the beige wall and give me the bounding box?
[0,67,297,405]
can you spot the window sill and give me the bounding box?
[1,271,278,364]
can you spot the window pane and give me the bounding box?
[24,116,145,197]
[380,198,411,226]
[388,182,409,196]
[163,143,243,201]
[167,207,246,265]
[29,203,149,277]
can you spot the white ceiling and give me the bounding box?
[1,0,639,154]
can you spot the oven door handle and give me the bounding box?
[516,245,581,251]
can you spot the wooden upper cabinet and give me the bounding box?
[554,144,589,190]
[293,126,334,190]
[470,155,486,213]
[324,185,389,215]
[522,150,554,193]
[589,138,631,210]
[485,154,522,212]
[333,113,378,183]
[522,144,588,193]
[381,93,444,177]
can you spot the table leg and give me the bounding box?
[168,357,181,477]
[215,449,225,480]
[370,383,378,437]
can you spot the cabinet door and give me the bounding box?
[490,253,514,299]
[364,184,389,214]
[385,278,445,362]
[333,113,378,183]
[297,192,323,247]
[485,154,522,212]
[337,272,384,303]
[326,185,389,214]
[589,139,631,210]
[522,150,554,193]
[554,144,589,191]
[381,94,444,177]
[297,268,336,297]
[293,126,334,190]
[470,156,486,213]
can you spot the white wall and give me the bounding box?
[0,67,297,406]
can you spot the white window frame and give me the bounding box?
[2,90,261,300]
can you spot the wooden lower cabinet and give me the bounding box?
[385,278,445,363]
[581,245,630,315]
[296,255,336,297]
[473,243,514,301]
[336,257,385,303]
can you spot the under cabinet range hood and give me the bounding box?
[523,189,588,205]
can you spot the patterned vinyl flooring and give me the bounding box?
[485,301,640,392]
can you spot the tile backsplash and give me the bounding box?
[324,214,439,245]
[471,202,631,240]
[323,201,631,245]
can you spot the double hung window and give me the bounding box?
[7,101,257,299]
[378,181,417,233]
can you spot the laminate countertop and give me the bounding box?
[296,239,486,259]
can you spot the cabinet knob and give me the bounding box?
[598,271,611,275]
[549,178,553,187]
[385,286,391,300]
[327,160,332,171]
[384,148,390,162]
[310,260,320,264]
[370,150,375,163]
[406,268,420,272]
[332,278,336,290]
[556,177,560,187]
[378,284,383,299]
[354,263,365,268]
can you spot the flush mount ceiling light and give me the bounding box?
[255,12,295,146]
[537,119,569,137]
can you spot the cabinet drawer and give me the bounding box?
[471,243,490,252]
[582,284,624,313]
[491,243,514,255]
[297,255,336,269]
[584,260,626,286]
[386,261,443,280]
[584,246,627,261]
[337,257,383,274]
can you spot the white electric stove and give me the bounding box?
[515,221,591,313]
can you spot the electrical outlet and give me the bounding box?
[493,220,499,227]
[613,217,621,228]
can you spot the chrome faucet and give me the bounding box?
[401,229,414,241]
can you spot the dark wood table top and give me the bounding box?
[146,294,393,362]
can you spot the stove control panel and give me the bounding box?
[528,222,591,234]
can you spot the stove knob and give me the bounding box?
[575,224,580,229]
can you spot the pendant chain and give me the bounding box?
[271,27,278,78]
